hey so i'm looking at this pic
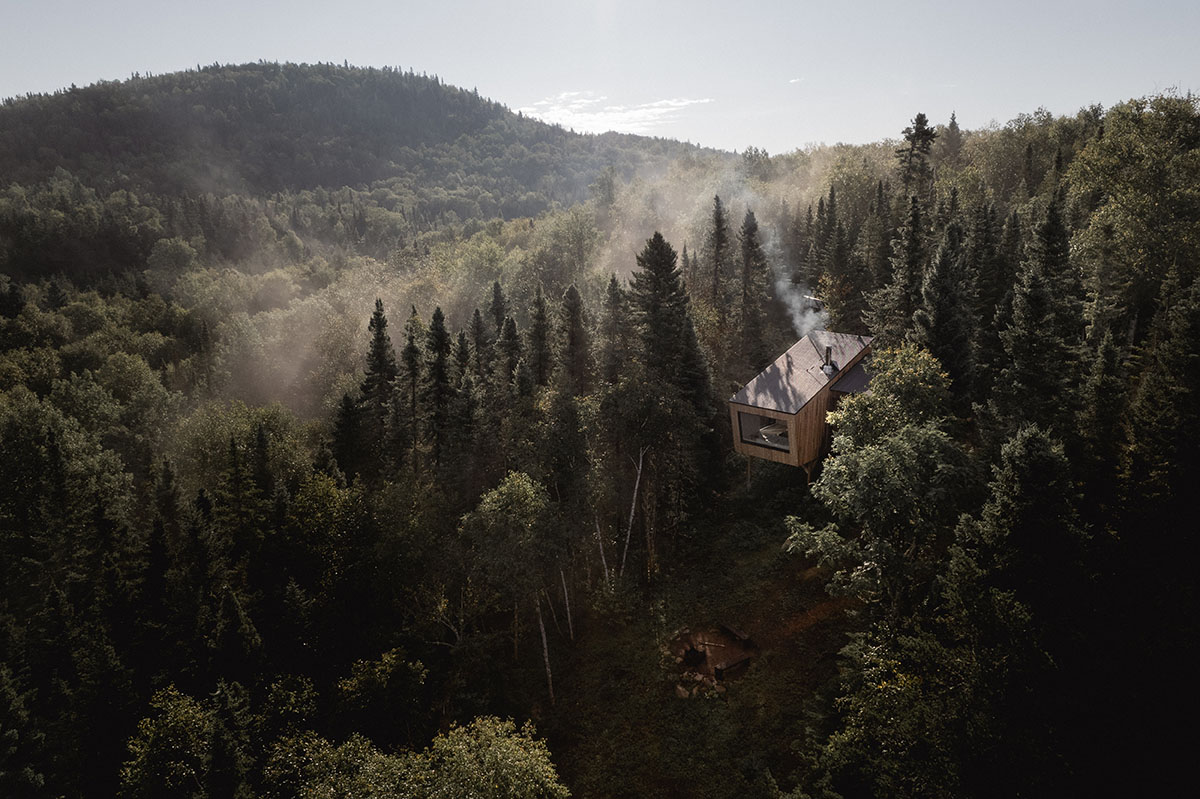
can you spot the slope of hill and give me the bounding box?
[0,61,704,199]
[0,62,718,282]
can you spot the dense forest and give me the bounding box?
[0,63,1197,797]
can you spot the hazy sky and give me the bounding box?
[2,1,1196,153]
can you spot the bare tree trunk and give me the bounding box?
[545,587,563,637]
[594,515,610,584]
[560,568,574,641]
[620,446,648,578]
[535,593,555,705]
[513,603,519,662]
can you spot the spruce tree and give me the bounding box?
[598,274,627,386]
[866,196,926,345]
[940,111,964,165]
[331,393,363,479]
[973,210,1023,401]
[527,287,552,387]
[423,307,452,467]
[358,299,398,477]
[558,284,591,396]
[443,372,479,502]
[453,330,471,382]
[631,233,689,382]
[489,280,508,340]
[1121,275,1200,521]
[738,209,771,374]
[705,195,732,320]
[543,387,589,509]
[1075,330,1126,526]
[942,425,1087,796]
[983,258,1073,446]
[1026,201,1082,344]
[496,316,522,389]
[895,113,938,196]
[910,221,975,400]
[468,308,490,382]
[396,306,425,473]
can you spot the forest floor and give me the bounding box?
[540,460,856,799]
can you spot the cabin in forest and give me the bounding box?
[729,330,872,477]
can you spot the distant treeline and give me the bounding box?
[0,62,712,282]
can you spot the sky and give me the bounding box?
[1,1,1197,153]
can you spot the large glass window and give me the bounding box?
[738,411,790,452]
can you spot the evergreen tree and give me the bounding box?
[598,274,627,386]
[358,299,398,480]
[983,257,1074,446]
[895,113,937,196]
[973,210,1023,400]
[453,330,471,382]
[737,209,771,374]
[360,299,398,413]
[819,221,869,333]
[866,196,926,345]
[1026,201,1082,344]
[331,393,363,479]
[630,233,690,383]
[558,284,591,396]
[0,662,45,795]
[942,425,1088,797]
[1075,330,1125,526]
[705,195,732,320]
[527,287,552,387]
[543,388,589,509]
[910,221,975,400]
[496,316,522,387]
[1114,274,1200,786]
[855,187,894,293]
[489,280,508,340]
[392,306,425,474]
[939,111,964,165]
[443,372,479,502]
[469,308,491,382]
[1121,275,1200,522]
[1023,142,1037,198]
[423,307,452,467]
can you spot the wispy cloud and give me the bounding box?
[788,77,805,84]
[517,91,713,135]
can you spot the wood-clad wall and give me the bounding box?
[729,343,872,473]
[729,403,800,466]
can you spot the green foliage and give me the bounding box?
[262,717,567,799]
[0,662,44,794]
[1068,94,1200,333]
[557,284,591,396]
[417,717,569,799]
[826,345,952,450]
[120,686,213,799]
[459,472,556,607]
[909,221,974,397]
[895,113,938,197]
[0,70,1195,798]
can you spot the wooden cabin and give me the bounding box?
[729,330,872,477]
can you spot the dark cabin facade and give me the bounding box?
[728,330,872,476]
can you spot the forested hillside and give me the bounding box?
[0,62,710,283]
[0,64,1197,798]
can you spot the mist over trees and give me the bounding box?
[0,63,1197,797]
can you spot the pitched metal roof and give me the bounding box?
[729,330,872,414]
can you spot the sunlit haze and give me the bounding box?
[2,0,1197,151]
